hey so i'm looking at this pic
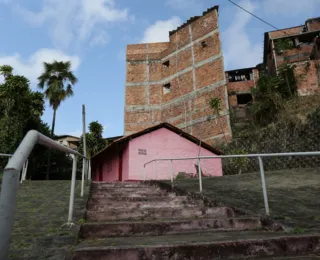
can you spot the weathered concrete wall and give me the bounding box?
[128,128,222,180]
[124,7,231,144]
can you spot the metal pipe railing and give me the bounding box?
[0,130,86,260]
[0,154,29,184]
[144,151,320,217]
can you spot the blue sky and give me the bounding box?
[0,0,319,138]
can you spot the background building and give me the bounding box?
[124,6,231,145]
[264,17,320,96]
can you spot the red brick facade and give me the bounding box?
[124,6,231,144]
[264,18,320,96]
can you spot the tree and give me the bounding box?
[0,65,46,170]
[38,60,78,179]
[79,121,107,159]
[251,64,298,126]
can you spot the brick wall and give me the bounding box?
[269,26,304,39]
[124,6,231,144]
[295,60,320,96]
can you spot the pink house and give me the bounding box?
[91,123,223,182]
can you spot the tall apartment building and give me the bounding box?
[124,6,231,144]
[264,17,320,95]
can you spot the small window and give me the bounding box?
[138,149,147,155]
[201,41,207,48]
[163,83,171,95]
[163,60,170,67]
[237,94,253,105]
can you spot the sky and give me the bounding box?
[0,0,319,138]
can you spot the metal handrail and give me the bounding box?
[144,151,320,218]
[0,130,87,260]
[0,154,31,184]
[0,153,12,157]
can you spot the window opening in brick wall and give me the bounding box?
[163,83,171,95]
[201,40,207,48]
[138,149,147,155]
[163,60,170,67]
[237,93,253,105]
[228,68,253,82]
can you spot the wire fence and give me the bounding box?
[221,107,320,175]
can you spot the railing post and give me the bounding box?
[198,158,203,193]
[258,156,270,216]
[88,159,91,181]
[81,158,85,197]
[144,166,147,181]
[170,160,174,184]
[20,160,29,184]
[154,161,157,180]
[68,155,78,223]
[0,169,20,260]
[20,161,26,184]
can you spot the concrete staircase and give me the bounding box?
[70,182,320,259]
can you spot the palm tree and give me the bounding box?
[38,60,78,179]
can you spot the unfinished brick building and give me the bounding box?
[124,6,231,144]
[225,67,259,121]
[264,17,320,95]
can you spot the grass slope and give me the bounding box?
[169,168,320,231]
[8,181,89,260]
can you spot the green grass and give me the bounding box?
[167,168,320,231]
[8,180,89,260]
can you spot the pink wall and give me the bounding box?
[122,144,130,180]
[93,144,130,182]
[128,128,222,180]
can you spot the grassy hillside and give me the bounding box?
[168,168,320,231]
[8,181,89,260]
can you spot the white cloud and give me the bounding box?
[141,17,182,43]
[222,0,262,70]
[263,0,320,16]
[15,0,129,49]
[165,0,203,10]
[0,49,81,85]
[90,30,109,47]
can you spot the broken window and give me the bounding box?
[227,68,254,82]
[201,41,207,48]
[138,149,147,155]
[163,60,170,68]
[237,94,253,105]
[163,83,171,95]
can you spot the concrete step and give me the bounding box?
[91,182,147,188]
[90,189,166,197]
[257,256,320,259]
[87,197,202,211]
[90,187,161,193]
[87,195,188,204]
[70,232,320,260]
[90,191,174,199]
[80,217,262,239]
[85,206,237,222]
